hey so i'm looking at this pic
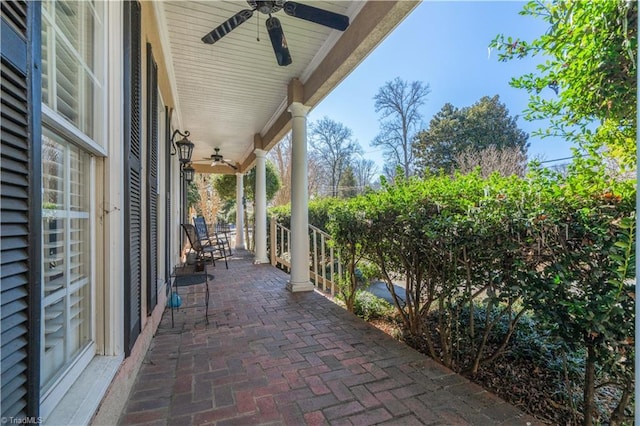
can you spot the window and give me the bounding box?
[41,130,91,391]
[39,0,104,409]
[42,0,103,142]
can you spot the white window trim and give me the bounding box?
[41,342,96,419]
[42,105,106,157]
[43,0,122,423]
[43,354,124,425]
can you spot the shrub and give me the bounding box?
[268,197,341,231]
[352,291,393,321]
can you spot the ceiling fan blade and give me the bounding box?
[283,1,349,31]
[266,17,292,66]
[201,9,254,44]
[223,160,239,170]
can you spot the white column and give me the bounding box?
[287,102,314,292]
[235,173,245,250]
[254,149,268,263]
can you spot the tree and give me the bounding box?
[191,173,221,225]
[269,134,292,206]
[414,96,529,175]
[456,145,527,178]
[338,166,357,198]
[309,117,362,197]
[268,133,326,204]
[352,156,378,193]
[490,1,637,168]
[372,77,430,178]
[212,160,280,202]
[413,103,462,175]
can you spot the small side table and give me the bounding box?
[169,262,210,326]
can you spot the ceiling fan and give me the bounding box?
[195,148,238,170]
[201,0,350,66]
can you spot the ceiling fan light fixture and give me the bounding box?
[249,0,285,14]
[258,1,275,14]
[202,148,239,170]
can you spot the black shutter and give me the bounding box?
[123,0,142,356]
[165,107,172,294]
[146,43,158,314]
[1,0,41,418]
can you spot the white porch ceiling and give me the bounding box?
[157,1,418,173]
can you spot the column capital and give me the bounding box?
[254,148,267,158]
[288,102,311,118]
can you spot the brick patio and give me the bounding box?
[119,251,539,425]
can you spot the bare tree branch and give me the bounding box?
[372,77,430,178]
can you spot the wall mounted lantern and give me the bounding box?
[182,163,195,183]
[171,129,194,164]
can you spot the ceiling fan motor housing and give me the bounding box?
[212,148,224,162]
[248,0,285,14]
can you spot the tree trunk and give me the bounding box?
[583,343,596,426]
[609,376,633,425]
[345,255,357,312]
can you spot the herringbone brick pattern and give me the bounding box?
[119,251,539,425]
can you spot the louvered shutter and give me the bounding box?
[165,107,172,293]
[123,0,142,356]
[146,43,158,314]
[1,0,42,418]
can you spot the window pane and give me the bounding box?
[42,24,51,106]
[42,0,103,141]
[42,298,65,385]
[43,136,64,210]
[55,41,79,126]
[43,218,66,298]
[41,129,92,392]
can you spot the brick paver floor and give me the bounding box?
[119,251,539,425]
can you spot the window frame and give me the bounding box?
[38,0,106,418]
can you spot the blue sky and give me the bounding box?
[308,1,575,170]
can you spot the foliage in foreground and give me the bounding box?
[339,290,394,322]
[269,197,341,231]
[325,166,635,425]
[490,0,637,169]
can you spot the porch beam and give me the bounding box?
[303,1,419,107]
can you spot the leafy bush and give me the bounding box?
[272,161,635,423]
[325,165,635,423]
[268,197,341,231]
[351,291,394,321]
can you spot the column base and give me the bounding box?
[254,257,269,265]
[287,280,315,292]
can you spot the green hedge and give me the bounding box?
[269,197,341,230]
[327,167,635,423]
[267,167,635,422]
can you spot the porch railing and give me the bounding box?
[269,217,341,297]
